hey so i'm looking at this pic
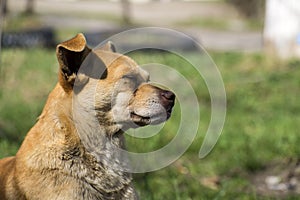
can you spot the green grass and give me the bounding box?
[0,49,57,154]
[177,17,264,31]
[0,49,299,199]
[2,14,42,31]
[177,17,230,30]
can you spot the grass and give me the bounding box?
[177,17,264,31]
[0,49,57,156]
[0,48,299,199]
[2,14,42,31]
[177,17,230,30]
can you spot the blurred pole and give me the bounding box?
[264,0,300,58]
[121,0,132,25]
[25,0,34,14]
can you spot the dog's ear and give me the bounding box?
[56,33,91,92]
[99,41,116,52]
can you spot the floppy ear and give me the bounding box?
[99,41,116,52]
[56,33,91,92]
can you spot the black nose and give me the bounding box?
[161,90,175,101]
[161,90,176,102]
[160,90,175,118]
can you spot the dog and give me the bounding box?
[0,33,175,200]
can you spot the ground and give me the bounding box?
[251,159,300,198]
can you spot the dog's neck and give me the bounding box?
[36,84,133,194]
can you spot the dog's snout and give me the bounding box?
[161,90,175,102]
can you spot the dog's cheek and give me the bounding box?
[94,81,114,107]
[111,92,132,121]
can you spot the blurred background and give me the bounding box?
[0,0,300,199]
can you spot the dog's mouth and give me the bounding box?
[130,107,173,127]
[130,112,151,126]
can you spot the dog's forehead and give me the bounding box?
[92,49,149,79]
[113,58,148,76]
[111,56,138,74]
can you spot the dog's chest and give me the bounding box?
[57,139,133,199]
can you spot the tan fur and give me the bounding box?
[0,34,175,200]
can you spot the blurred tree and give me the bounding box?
[227,0,265,18]
[1,0,8,15]
[25,0,34,14]
[121,0,131,25]
[0,0,6,57]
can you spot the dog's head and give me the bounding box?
[56,34,175,132]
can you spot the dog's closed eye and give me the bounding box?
[122,74,136,80]
[122,74,139,88]
[123,73,150,82]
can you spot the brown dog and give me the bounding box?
[0,34,175,200]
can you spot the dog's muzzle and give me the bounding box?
[130,88,175,127]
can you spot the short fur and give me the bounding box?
[0,34,175,200]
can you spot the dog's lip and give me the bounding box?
[130,112,151,126]
[130,112,150,120]
[130,108,173,126]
